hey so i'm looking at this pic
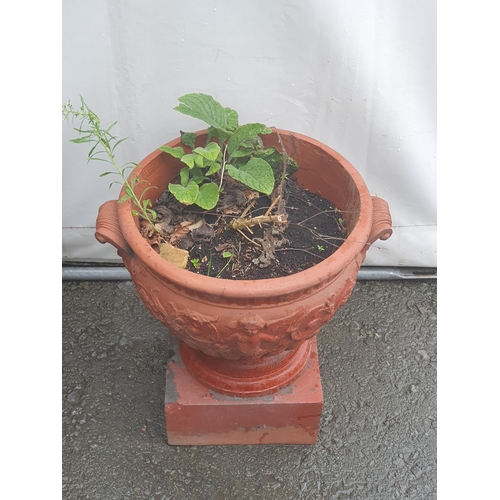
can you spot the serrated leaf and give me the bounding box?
[206,126,231,144]
[159,145,186,158]
[231,149,254,158]
[193,142,220,162]
[225,107,239,131]
[174,93,230,133]
[190,166,206,185]
[226,158,275,195]
[195,182,219,210]
[168,180,199,205]
[194,152,205,168]
[253,146,283,171]
[205,161,221,176]
[179,167,190,187]
[180,131,197,148]
[226,123,272,157]
[181,153,196,169]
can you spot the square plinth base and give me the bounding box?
[164,339,323,445]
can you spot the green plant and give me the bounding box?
[216,251,233,278]
[160,93,297,210]
[62,97,158,230]
[317,245,325,252]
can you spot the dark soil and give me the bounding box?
[145,177,347,280]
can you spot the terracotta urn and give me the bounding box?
[95,130,392,398]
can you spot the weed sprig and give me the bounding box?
[62,97,158,230]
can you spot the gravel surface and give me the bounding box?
[62,280,436,499]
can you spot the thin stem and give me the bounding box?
[216,255,233,278]
[206,250,213,277]
[218,143,228,191]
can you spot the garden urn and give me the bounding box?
[95,130,392,444]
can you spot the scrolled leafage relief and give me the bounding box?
[135,281,237,358]
[130,262,246,357]
[130,256,357,359]
[222,310,306,358]
[289,276,357,341]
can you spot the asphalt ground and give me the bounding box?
[62,279,437,499]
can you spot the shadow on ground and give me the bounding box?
[62,280,436,500]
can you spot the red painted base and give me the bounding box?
[164,339,323,445]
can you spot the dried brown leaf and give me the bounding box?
[243,190,260,201]
[169,225,191,245]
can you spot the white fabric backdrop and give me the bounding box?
[62,0,436,266]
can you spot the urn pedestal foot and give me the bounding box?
[164,339,323,445]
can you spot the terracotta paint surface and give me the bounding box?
[165,339,323,445]
[179,339,312,397]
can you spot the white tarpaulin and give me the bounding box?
[62,0,436,267]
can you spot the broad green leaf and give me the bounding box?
[225,107,239,131]
[226,158,275,195]
[179,167,190,187]
[231,149,254,158]
[254,147,299,177]
[205,161,221,176]
[194,152,205,168]
[168,180,199,205]
[174,93,230,133]
[180,131,197,148]
[159,145,185,158]
[253,146,283,171]
[195,182,219,210]
[206,126,231,144]
[190,166,206,185]
[181,153,196,169]
[193,142,220,162]
[226,123,272,157]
